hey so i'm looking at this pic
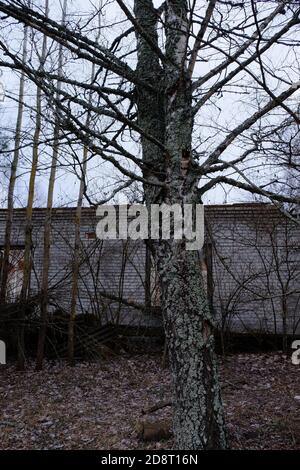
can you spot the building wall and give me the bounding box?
[206,204,300,335]
[0,204,299,334]
[0,207,150,326]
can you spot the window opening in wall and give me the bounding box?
[0,246,24,302]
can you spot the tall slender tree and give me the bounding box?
[36,0,67,371]
[0,24,28,303]
[17,2,50,370]
[67,48,99,365]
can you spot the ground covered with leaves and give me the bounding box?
[0,352,299,449]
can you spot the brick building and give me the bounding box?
[0,203,299,335]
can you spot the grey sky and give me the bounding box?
[0,0,299,207]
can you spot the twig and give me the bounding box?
[142,400,172,415]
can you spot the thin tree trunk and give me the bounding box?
[282,294,288,354]
[36,0,67,370]
[0,25,28,303]
[18,15,50,370]
[67,144,88,365]
[67,10,101,365]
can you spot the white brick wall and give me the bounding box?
[0,204,299,334]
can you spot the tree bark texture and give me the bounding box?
[134,0,227,450]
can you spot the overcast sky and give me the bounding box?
[0,0,299,208]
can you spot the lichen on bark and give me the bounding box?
[134,0,228,450]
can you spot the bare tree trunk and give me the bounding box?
[68,9,101,365]
[67,146,88,365]
[282,294,288,354]
[16,3,50,370]
[18,15,50,370]
[134,0,227,449]
[156,246,227,449]
[0,25,28,303]
[36,0,66,370]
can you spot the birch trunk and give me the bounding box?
[0,25,28,303]
[36,0,67,370]
[134,0,227,449]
